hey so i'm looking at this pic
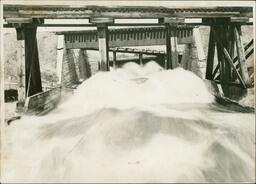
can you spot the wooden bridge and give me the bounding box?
[3,5,254,114]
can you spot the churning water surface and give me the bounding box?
[2,62,255,183]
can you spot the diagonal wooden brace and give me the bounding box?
[234,26,250,86]
[214,42,254,80]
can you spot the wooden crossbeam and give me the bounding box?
[3,5,253,19]
[89,17,114,24]
[4,22,253,28]
[212,27,247,88]
[230,17,249,23]
[214,80,243,88]
[5,18,33,23]
[109,56,159,66]
[109,48,165,55]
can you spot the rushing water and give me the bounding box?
[2,62,255,183]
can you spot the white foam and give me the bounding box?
[2,61,255,183]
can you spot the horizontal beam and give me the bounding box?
[56,26,193,35]
[110,48,165,55]
[230,17,249,22]
[4,21,253,28]
[4,5,253,19]
[213,80,245,88]
[89,17,114,24]
[5,17,33,23]
[109,56,159,64]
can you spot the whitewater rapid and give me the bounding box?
[2,62,255,183]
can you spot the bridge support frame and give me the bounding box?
[205,18,251,99]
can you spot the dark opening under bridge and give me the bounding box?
[3,5,254,114]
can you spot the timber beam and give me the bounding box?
[4,21,253,28]
[3,5,253,19]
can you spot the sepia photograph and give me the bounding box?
[0,0,255,183]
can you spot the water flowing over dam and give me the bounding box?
[2,62,255,183]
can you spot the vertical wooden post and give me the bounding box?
[113,51,117,69]
[83,49,92,79]
[223,25,234,97]
[234,26,250,86]
[78,49,87,81]
[24,25,42,97]
[193,27,205,61]
[215,26,227,90]
[221,25,230,95]
[16,25,42,98]
[205,27,216,80]
[165,24,179,69]
[139,53,143,66]
[170,27,179,68]
[187,44,193,71]
[16,28,26,102]
[165,24,172,69]
[214,25,227,87]
[56,35,64,85]
[227,25,234,82]
[97,24,109,71]
[181,44,191,70]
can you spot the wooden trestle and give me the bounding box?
[205,18,253,99]
[3,5,254,110]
